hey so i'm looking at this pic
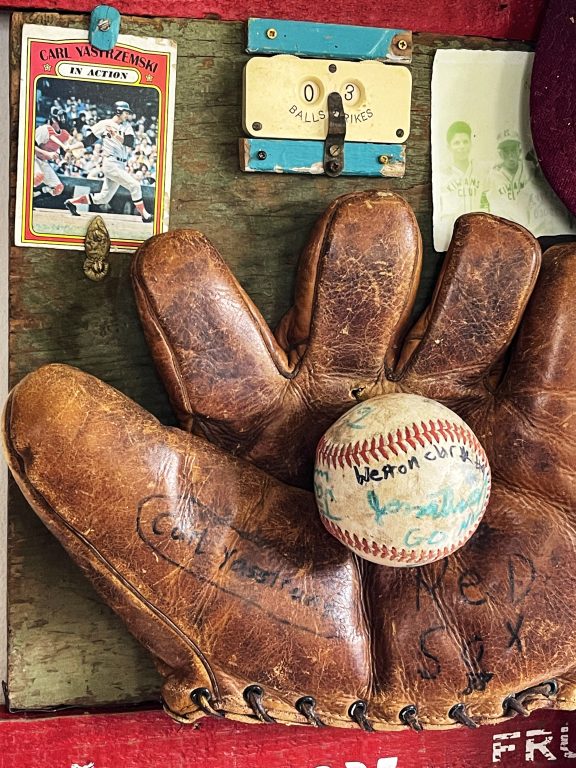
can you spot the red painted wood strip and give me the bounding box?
[1,0,546,41]
[1,707,576,766]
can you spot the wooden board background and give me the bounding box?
[7,11,528,711]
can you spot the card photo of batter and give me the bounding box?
[16,24,177,251]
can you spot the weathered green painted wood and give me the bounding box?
[7,11,529,710]
[8,488,164,711]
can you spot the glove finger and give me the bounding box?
[501,243,576,400]
[397,214,541,401]
[133,193,422,486]
[132,230,288,448]
[3,364,370,725]
[276,191,422,378]
[496,244,576,498]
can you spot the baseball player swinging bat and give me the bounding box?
[65,100,153,223]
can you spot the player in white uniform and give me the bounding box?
[34,106,83,199]
[64,100,152,223]
[484,129,529,222]
[436,121,489,247]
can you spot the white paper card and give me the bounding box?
[431,49,575,252]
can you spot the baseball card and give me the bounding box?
[16,24,177,251]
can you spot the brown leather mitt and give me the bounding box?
[4,191,576,733]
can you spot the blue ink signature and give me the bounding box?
[342,404,373,431]
[367,482,489,525]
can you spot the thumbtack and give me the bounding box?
[89,5,121,51]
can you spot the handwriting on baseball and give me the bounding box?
[314,468,340,520]
[368,483,488,523]
[353,443,487,486]
[342,404,374,431]
[367,482,489,547]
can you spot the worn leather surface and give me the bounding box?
[4,191,576,731]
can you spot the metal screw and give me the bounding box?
[97,18,111,31]
[327,160,341,173]
[378,155,389,164]
[266,28,277,39]
[252,122,262,131]
[396,128,405,138]
[328,64,337,73]
[397,39,408,50]
[328,144,341,157]
[256,150,267,160]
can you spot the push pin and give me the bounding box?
[89,5,121,51]
[83,216,110,281]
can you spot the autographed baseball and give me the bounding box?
[314,394,491,567]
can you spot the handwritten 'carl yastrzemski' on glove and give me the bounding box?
[4,191,575,731]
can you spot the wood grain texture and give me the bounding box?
[1,0,547,40]
[7,11,529,710]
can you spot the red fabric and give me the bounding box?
[3,0,546,41]
[530,0,576,215]
[2,706,576,766]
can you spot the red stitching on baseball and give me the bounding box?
[316,418,485,468]
[394,428,405,453]
[426,420,439,443]
[404,426,417,450]
[412,423,424,447]
[369,437,380,462]
[377,435,389,460]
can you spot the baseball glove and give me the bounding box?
[4,191,576,732]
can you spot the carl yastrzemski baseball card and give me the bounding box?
[15,24,177,251]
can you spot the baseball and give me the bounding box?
[314,393,491,567]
